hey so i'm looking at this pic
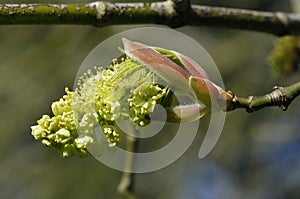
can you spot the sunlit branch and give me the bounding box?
[1,1,300,35]
[227,81,300,112]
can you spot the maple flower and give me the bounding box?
[31,38,233,157]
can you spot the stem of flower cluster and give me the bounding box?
[117,134,138,199]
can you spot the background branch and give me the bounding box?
[1,1,300,35]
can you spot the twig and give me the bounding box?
[117,135,138,199]
[227,81,300,112]
[1,1,300,35]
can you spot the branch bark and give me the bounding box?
[1,1,300,35]
[227,81,300,112]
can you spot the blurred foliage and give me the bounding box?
[268,36,300,77]
[1,0,300,199]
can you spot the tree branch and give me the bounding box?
[190,5,300,36]
[1,1,300,35]
[227,81,300,112]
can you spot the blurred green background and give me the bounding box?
[1,0,300,198]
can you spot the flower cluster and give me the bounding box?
[31,47,173,157]
[31,38,232,158]
[31,88,93,157]
[129,84,169,127]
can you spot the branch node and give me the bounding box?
[224,90,237,111]
[89,1,107,19]
[247,96,255,112]
[270,86,291,111]
[171,0,191,13]
[275,12,289,27]
[164,0,191,27]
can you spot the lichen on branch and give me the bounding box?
[2,1,300,35]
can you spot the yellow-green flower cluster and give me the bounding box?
[93,58,142,146]
[31,47,180,157]
[129,84,169,126]
[31,88,92,157]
